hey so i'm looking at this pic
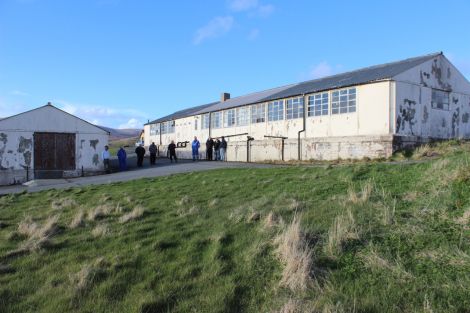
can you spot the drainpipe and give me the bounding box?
[159,123,162,145]
[246,136,254,162]
[298,93,306,160]
[208,113,212,138]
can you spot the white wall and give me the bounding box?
[0,105,109,184]
[394,55,470,138]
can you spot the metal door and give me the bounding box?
[34,132,76,178]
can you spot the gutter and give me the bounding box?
[298,93,306,160]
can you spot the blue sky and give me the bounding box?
[1,0,469,129]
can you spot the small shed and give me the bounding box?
[0,103,110,185]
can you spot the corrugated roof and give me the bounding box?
[147,52,441,124]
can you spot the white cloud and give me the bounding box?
[228,0,258,11]
[10,90,29,96]
[193,16,235,45]
[119,118,141,129]
[55,100,147,128]
[309,62,334,79]
[257,4,274,17]
[248,28,260,40]
[308,62,343,79]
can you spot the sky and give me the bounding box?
[1,0,469,129]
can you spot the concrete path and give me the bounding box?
[0,159,273,195]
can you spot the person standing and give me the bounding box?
[220,136,227,161]
[214,139,221,161]
[149,142,157,165]
[168,140,177,163]
[117,146,127,171]
[102,145,111,173]
[206,137,213,161]
[192,136,200,161]
[135,144,146,167]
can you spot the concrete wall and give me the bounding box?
[156,135,394,162]
[0,105,109,185]
[394,55,470,139]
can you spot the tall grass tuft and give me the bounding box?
[119,205,145,223]
[69,210,85,229]
[275,214,313,291]
[17,215,60,252]
[325,208,359,258]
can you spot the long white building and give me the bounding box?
[144,52,470,161]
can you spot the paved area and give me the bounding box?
[0,159,273,195]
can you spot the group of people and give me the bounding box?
[101,136,228,173]
[189,136,228,161]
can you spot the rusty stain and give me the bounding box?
[90,139,99,150]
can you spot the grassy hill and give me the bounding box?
[1,141,470,312]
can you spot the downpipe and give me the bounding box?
[298,93,306,161]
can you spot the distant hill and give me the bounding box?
[99,126,141,141]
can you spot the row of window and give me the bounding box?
[151,87,357,133]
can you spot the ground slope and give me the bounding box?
[1,141,470,313]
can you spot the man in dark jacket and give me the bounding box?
[206,137,213,161]
[168,140,177,163]
[220,137,227,161]
[214,139,221,161]
[149,142,157,165]
[135,144,146,167]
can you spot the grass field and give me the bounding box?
[1,141,470,312]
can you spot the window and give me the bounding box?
[268,100,284,121]
[286,97,304,119]
[332,88,356,114]
[211,111,222,129]
[237,106,249,126]
[224,109,236,127]
[149,123,159,136]
[194,118,198,130]
[161,122,168,134]
[308,92,329,116]
[202,113,210,129]
[431,89,449,110]
[251,103,266,123]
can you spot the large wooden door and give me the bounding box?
[34,132,76,178]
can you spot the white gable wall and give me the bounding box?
[0,105,109,185]
[393,55,470,138]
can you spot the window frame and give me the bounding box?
[286,97,304,120]
[237,106,250,126]
[251,103,266,124]
[202,113,210,129]
[431,88,450,111]
[211,111,222,129]
[224,109,236,127]
[331,88,356,115]
[308,92,329,117]
[268,100,284,122]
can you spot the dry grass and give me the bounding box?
[361,247,412,279]
[325,208,359,258]
[51,198,77,210]
[17,215,60,252]
[119,205,145,223]
[177,195,192,206]
[287,198,304,211]
[274,214,313,291]
[247,211,260,222]
[69,210,85,229]
[70,258,108,295]
[278,299,303,313]
[348,181,373,204]
[264,211,283,229]
[455,208,470,226]
[91,224,109,238]
[208,198,219,208]
[87,204,113,221]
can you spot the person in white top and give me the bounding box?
[102,145,111,173]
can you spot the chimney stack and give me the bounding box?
[221,92,230,102]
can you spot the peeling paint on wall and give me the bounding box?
[462,113,469,124]
[0,133,7,145]
[92,153,99,166]
[397,99,417,134]
[431,59,452,91]
[422,105,429,124]
[452,108,460,137]
[90,139,99,150]
[420,71,429,87]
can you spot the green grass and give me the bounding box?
[1,141,470,312]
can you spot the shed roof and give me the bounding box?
[147,52,442,125]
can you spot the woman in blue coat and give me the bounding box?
[117,146,127,171]
[192,136,200,161]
